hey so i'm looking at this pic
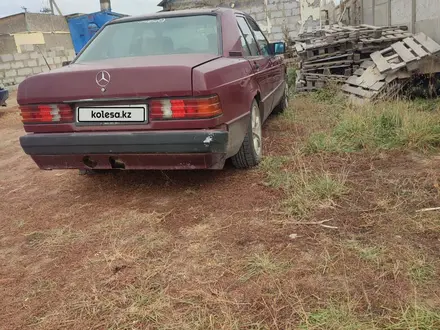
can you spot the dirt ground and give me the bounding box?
[1,93,439,329]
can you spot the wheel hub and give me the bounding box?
[251,103,262,156]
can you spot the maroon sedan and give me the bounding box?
[18,8,288,171]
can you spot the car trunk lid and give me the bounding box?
[17,54,220,104]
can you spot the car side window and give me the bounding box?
[237,24,251,56]
[236,16,260,56]
[246,18,270,56]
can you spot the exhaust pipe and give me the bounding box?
[100,0,111,11]
[109,157,126,170]
[83,156,98,168]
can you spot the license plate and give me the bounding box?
[77,105,147,123]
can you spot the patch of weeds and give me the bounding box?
[280,102,296,122]
[412,98,440,112]
[287,67,297,88]
[241,253,289,281]
[304,132,339,154]
[409,259,436,284]
[373,111,403,148]
[305,99,440,153]
[345,240,383,263]
[308,172,348,200]
[331,111,370,152]
[311,86,346,105]
[300,304,376,330]
[282,171,348,216]
[260,156,293,189]
[386,305,440,330]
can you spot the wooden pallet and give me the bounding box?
[298,41,355,61]
[298,19,324,40]
[302,66,353,76]
[370,33,440,73]
[303,58,353,70]
[302,73,348,83]
[359,31,412,45]
[296,79,327,92]
[341,59,410,101]
[341,61,385,99]
[305,53,354,64]
[346,78,410,104]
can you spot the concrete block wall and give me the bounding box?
[0,45,75,88]
[362,0,440,43]
[239,0,301,41]
[163,0,301,41]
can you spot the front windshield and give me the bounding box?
[75,15,220,63]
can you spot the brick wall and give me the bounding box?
[0,45,75,88]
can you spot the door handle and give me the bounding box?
[253,61,260,71]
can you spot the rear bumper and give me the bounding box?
[20,130,229,170]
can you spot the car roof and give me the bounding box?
[108,8,246,25]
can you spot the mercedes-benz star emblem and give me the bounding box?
[96,70,111,88]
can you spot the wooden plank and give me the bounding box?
[307,53,353,64]
[360,60,374,68]
[360,72,382,89]
[303,59,353,69]
[346,76,361,86]
[391,42,418,63]
[371,51,392,73]
[403,37,428,58]
[295,44,304,52]
[385,73,398,83]
[369,81,386,91]
[341,84,375,98]
[389,62,407,71]
[414,33,440,54]
[354,68,365,76]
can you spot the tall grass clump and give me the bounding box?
[305,99,440,153]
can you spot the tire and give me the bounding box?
[79,169,109,175]
[272,82,289,115]
[231,99,263,169]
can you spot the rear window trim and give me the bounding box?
[72,13,223,64]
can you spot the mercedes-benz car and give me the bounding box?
[18,8,288,171]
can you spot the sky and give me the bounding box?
[0,0,161,18]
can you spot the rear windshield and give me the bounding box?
[75,15,220,63]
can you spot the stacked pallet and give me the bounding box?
[294,24,413,92]
[342,33,440,103]
[297,19,323,42]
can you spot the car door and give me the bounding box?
[236,15,274,119]
[244,16,282,119]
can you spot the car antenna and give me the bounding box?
[35,45,52,71]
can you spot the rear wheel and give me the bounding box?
[79,169,109,175]
[231,100,262,169]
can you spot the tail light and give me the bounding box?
[20,104,74,123]
[150,95,222,120]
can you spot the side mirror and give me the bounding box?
[62,61,71,67]
[269,42,286,55]
[274,42,286,55]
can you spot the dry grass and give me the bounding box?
[303,97,440,154]
[260,155,348,217]
[2,90,440,329]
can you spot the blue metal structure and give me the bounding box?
[67,10,126,54]
[0,88,8,107]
